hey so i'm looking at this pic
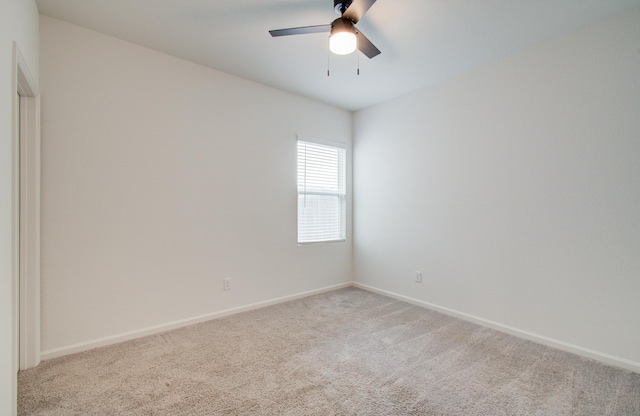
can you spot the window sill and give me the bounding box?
[297,239,346,246]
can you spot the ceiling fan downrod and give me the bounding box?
[334,0,353,16]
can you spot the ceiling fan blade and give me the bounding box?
[343,0,377,24]
[357,30,381,59]
[269,24,331,37]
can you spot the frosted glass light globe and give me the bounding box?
[330,31,357,55]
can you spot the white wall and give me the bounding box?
[0,1,39,413]
[39,16,352,354]
[353,9,640,368]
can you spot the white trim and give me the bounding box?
[353,282,640,374]
[41,280,640,374]
[297,239,347,246]
[41,282,352,361]
[297,134,346,149]
[12,42,41,372]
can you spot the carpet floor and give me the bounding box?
[18,287,640,415]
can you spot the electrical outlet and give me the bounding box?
[223,278,231,291]
[415,271,422,283]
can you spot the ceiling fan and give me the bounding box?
[269,0,381,58]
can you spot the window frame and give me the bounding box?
[296,137,347,244]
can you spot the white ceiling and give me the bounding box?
[36,0,640,111]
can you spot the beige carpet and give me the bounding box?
[19,287,640,415]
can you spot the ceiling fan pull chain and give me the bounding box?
[357,39,360,75]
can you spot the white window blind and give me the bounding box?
[297,140,346,243]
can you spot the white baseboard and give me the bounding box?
[41,282,352,361]
[354,282,640,374]
[41,281,640,374]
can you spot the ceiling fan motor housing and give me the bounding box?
[331,17,355,33]
[334,0,353,16]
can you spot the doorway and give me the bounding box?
[12,42,41,380]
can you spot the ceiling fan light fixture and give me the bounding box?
[269,0,380,59]
[330,32,357,55]
[329,18,357,55]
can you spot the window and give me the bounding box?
[297,139,346,243]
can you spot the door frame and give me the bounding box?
[12,41,40,376]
